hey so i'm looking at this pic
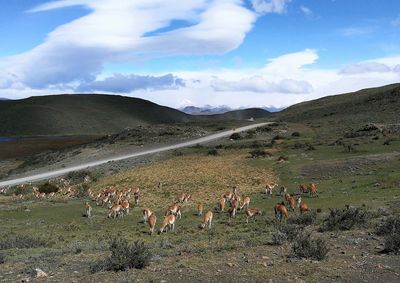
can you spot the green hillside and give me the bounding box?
[0,94,193,136]
[275,83,400,126]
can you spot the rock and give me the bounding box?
[32,268,47,278]
[262,256,269,260]
[227,263,234,267]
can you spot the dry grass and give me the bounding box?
[92,150,276,207]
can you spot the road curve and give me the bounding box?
[0,122,270,187]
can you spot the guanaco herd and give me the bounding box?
[83,182,318,235]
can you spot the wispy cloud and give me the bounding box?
[300,5,312,17]
[339,26,375,37]
[76,73,185,93]
[392,15,400,27]
[250,0,291,14]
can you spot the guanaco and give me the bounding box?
[85,202,92,218]
[200,211,213,229]
[274,202,288,222]
[218,197,226,212]
[245,208,262,223]
[297,197,310,213]
[197,203,204,216]
[148,213,157,235]
[108,204,122,219]
[165,204,182,219]
[142,208,153,223]
[240,196,251,210]
[159,214,176,233]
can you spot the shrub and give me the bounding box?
[248,149,270,158]
[376,216,400,254]
[277,155,289,162]
[291,132,301,137]
[271,223,301,245]
[376,216,400,236]
[38,182,59,194]
[229,133,242,140]
[292,232,329,260]
[288,211,317,226]
[91,238,152,273]
[67,170,97,183]
[172,150,183,156]
[319,207,369,232]
[292,142,315,151]
[0,254,5,264]
[207,148,219,156]
[0,235,47,250]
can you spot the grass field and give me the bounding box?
[0,122,399,282]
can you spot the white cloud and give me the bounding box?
[300,5,312,17]
[0,0,257,89]
[250,0,290,14]
[76,73,185,93]
[340,62,392,74]
[339,26,375,37]
[210,76,313,93]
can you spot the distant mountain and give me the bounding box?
[0,98,10,100]
[0,94,193,136]
[179,105,232,115]
[207,108,271,120]
[263,106,284,113]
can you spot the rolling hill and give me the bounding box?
[275,83,400,126]
[0,94,193,136]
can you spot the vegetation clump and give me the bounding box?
[91,238,152,273]
[38,182,59,194]
[287,211,317,226]
[319,207,369,232]
[271,223,301,245]
[248,149,270,158]
[229,133,242,140]
[207,148,219,156]
[292,232,329,260]
[376,216,400,254]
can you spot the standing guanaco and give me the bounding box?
[148,213,157,235]
[142,208,153,223]
[200,211,213,229]
[274,202,288,222]
[218,197,226,212]
[85,202,92,218]
[245,208,262,223]
[159,214,176,233]
[197,203,204,216]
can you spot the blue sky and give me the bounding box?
[0,0,400,108]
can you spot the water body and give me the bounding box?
[0,137,17,142]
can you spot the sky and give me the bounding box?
[0,0,400,109]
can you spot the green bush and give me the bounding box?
[376,216,400,254]
[319,207,369,232]
[291,131,301,137]
[229,133,242,140]
[271,223,301,245]
[288,211,317,226]
[91,238,152,273]
[248,149,270,158]
[292,232,329,260]
[38,182,59,194]
[0,254,5,264]
[207,148,219,156]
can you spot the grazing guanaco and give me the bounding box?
[221,191,234,201]
[265,183,277,197]
[108,204,122,219]
[200,211,213,229]
[176,192,192,203]
[280,186,287,196]
[148,213,157,235]
[134,193,140,205]
[159,214,176,233]
[197,203,204,216]
[297,197,310,213]
[142,208,153,223]
[286,196,296,211]
[240,196,250,210]
[245,208,262,223]
[231,198,240,210]
[299,184,308,194]
[274,202,288,222]
[308,183,318,197]
[228,207,237,219]
[85,202,92,218]
[119,199,130,215]
[284,193,291,203]
[165,204,182,219]
[218,197,226,212]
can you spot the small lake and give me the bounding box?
[0,137,17,142]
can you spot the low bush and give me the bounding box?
[38,182,59,194]
[91,238,152,273]
[207,148,219,156]
[319,207,369,232]
[248,149,270,158]
[229,133,242,140]
[376,216,400,254]
[287,211,317,226]
[291,132,301,137]
[292,232,329,260]
[0,254,5,264]
[271,223,301,245]
[0,235,47,250]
